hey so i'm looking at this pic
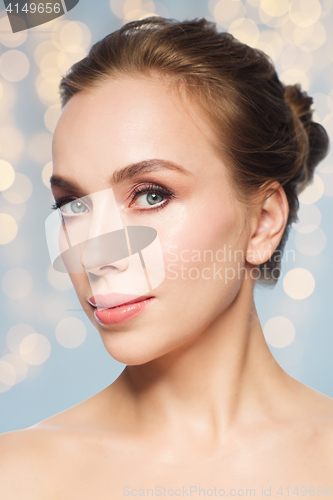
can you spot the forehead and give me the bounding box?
[52,77,226,185]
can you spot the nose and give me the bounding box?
[80,228,130,276]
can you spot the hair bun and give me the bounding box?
[284,83,329,191]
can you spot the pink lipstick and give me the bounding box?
[88,293,155,325]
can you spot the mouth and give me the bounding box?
[88,293,155,326]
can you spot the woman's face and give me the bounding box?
[52,76,253,365]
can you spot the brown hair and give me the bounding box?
[59,16,329,284]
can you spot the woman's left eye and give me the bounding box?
[135,192,165,207]
[130,184,174,210]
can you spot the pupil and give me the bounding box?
[72,201,83,213]
[147,193,162,205]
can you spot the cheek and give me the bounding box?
[162,197,243,264]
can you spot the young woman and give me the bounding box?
[1,17,332,499]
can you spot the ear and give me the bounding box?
[246,182,289,266]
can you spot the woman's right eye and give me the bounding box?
[59,199,89,217]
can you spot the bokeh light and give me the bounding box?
[263,316,296,348]
[47,266,73,290]
[0,213,18,245]
[0,159,15,191]
[229,18,260,46]
[294,227,326,256]
[0,125,25,160]
[289,0,321,27]
[298,174,325,204]
[213,0,245,29]
[0,50,30,82]
[19,333,51,365]
[292,203,321,233]
[1,268,33,299]
[28,132,52,164]
[42,161,53,188]
[55,318,87,348]
[6,323,36,352]
[2,173,33,204]
[0,359,16,392]
[1,352,28,385]
[44,103,61,132]
[0,15,27,47]
[283,268,315,300]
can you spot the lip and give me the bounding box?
[92,296,155,326]
[88,292,149,309]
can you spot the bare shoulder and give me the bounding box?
[0,428,57,499]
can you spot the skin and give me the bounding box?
[1,77,333,499]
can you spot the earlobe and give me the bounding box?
[246,183,289,266]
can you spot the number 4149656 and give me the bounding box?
[6,3,61,14]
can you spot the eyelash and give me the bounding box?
[51,183,175,213]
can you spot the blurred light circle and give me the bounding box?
[0,159,15,191]
[295,227,326,256]
[0,81,17,113]
[329,90,333,112]
[280,67,309,91]
[44,103,61,133]
[294,22,326,52]
[0,50,30,82]
[19,333,51,365]
[0,15,27,47]
[292,203,321,233]
[2,173,33,204]
[259,8,289,27]
[110,0,124,17]
[298,174,324,203]
[318,163,333,174]
[34,41,58,66]
[261,0,290,17]
[28,132,52,164]
[213,0,245,28]
[0,213,18,244]
[47,266,73,290]
[42,294,72,322]
[1,353,28,385]
[137,12,159,20]
[36,76,60,105]
[58,21,91,51]
[57,48,87,74]
[280,45,297,70]
[283,268,315,300]
[6,323,36,352]
[42,161,53,189]
[39,51,64,81]
[229,18,260,46]
[246,0,261,6]
[311,93,331,123]
[289,0,321,27]
[319,172,333,196]
[1,268,33,299]
[0,204,26,223]
[322,113,333,144]
[55,317,87,348]
[263,316,295,348]
[0,125,25,160]
[0,360,16,391]
[256,30,285,61]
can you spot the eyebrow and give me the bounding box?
[50,159,191,191]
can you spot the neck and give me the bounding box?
[114,276,289,444]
